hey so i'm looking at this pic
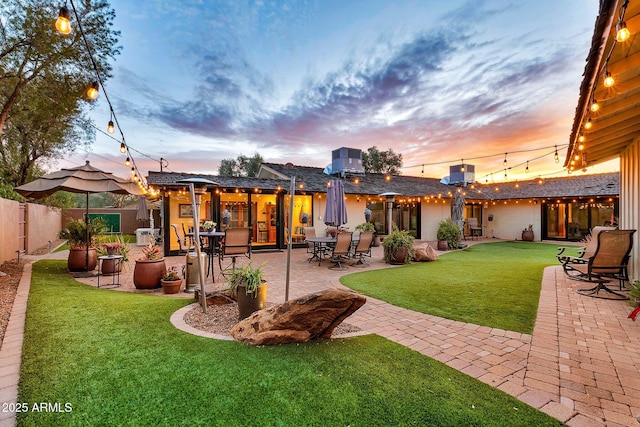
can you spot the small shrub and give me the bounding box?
[437,219,461,250]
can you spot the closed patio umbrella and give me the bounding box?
[324,179,348,226]
[136,196,149,223]
[15,161,142,270]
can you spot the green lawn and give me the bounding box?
[17,260,562,426]
[341,242,562,334]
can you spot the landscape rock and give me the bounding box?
[230,288,366,345]
[414,245,438,262]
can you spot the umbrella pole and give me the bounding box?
[86,193,90,271]
[285,176,295,301]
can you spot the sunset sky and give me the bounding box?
[61,0,619,184]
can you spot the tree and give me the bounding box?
[0,0,120,186]
[218,152,263,177]
[362,146,403,174]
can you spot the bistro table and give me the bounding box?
[187,230,225,280]
[97,255,123,288]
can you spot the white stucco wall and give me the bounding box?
[420,201,452,241]
[482,202,542,241]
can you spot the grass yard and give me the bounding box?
[17,260,562,426]
[341,242,562,334]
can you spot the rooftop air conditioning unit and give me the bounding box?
[331,147,364,176]
[449,164,475,185]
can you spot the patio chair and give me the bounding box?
[570,229,636,300]
[557,226,616,276]
[304,227,316,255]
[328,232,353,270]
[218,228,251,277]
[351,231,374,267]
[466,217,482,240]
[170,224,191,255]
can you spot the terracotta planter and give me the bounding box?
[237,283,268,320]
[522,230,534,241]
[161,279,182,294]
[389,246,408,265]
[133,259,166,289]
[67,248,97,272]
[372,235,381,247]
[101,257,122,275]
[437,240,448,251]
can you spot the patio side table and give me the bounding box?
[97,255,123,288]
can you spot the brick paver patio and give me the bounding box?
[1,240,638,426]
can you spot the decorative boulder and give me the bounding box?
[414,245,438,262]
[230,288,366,346]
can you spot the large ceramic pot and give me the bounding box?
[161,279,182,294]
[437,240,448,251]
[237,283,268,320]
[522,230,534,241]
[101,257,122,275]
[67,248,97,272]
[133,259,166,289]
[389,246,408,265]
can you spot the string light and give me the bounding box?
[616,21,630,42]
[55,6,71,35]
[590,99,600,112]
[86,81,99,100]
[554,146,559,163]
[584,118,592,130]
[125,157,130,166]
[107,120,114,134]
[503,153,507,167]
[525,161,529,173]
[119,142,126,154]
[603,70,615,87]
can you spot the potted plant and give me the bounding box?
[202,220,216,231]
[96,234,131,274]
[133,242,166,289]
[161,266,183,294]
[227,262,268,320]
[628,280,640,321]
[60,217,106,272]
[522,224,534,241]
[382,226,415,264]
[437,218,462,250]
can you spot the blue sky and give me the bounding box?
[63,0,618,184]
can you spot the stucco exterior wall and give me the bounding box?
[420,201,452,241]
[0,198,20,264]
[26,203,62,253]
[482,202,542,241]
[620,140,639,280]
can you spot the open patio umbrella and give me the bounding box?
[15,160,142,270]
[323,179,347,227]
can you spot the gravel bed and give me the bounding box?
[183,302,362,338]
[0,260,25,345]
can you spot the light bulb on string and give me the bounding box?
[460,160,464,172]
[130,167,135,176]
[55,6,71,35]
[86,81,99,100]
[125,157,130,166]
[503,153,507,168]
[616,21,631,42]
[590,99,600,112]
[525,161,529,173]
[584,118,592,130]
[119,142,126,154]
[107,120,114,134]
[554,146,559,163]
[603,71,615,88]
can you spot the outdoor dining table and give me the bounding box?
[305,235,360,266]
[305,236,336,265]
[187,230,225,280]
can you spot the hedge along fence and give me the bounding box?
[0,198,63,266]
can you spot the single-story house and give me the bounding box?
[147,163,619,255]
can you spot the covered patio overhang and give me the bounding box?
[566,0,640,280]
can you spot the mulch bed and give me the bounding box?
[0,260,24,345]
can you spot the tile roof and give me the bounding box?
[148,165,619,200]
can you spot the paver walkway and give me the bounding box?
[1,240,639,426]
